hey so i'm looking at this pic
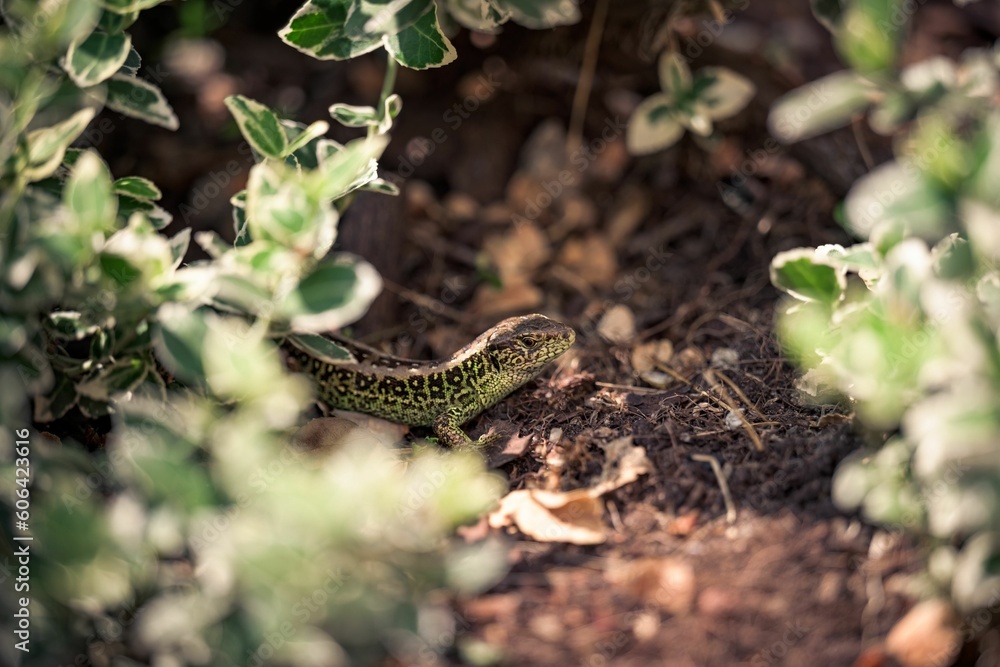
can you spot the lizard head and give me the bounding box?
[484,314,576,385]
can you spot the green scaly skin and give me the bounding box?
[284,314,576,450]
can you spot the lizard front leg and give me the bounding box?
[432,407,502,451]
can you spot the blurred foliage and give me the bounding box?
[770,0,1000,614]
[0,0,523,664]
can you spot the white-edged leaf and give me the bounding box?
[224,94,288,159]
[62,29,132,87]
[770,248,846,305]
[113,176,161,200]
[768,70,872,143]
[99,0,167,12]
[279,0,382,61]
[329,102,379,127]
[24,108,96,181]
[502,0,579,29]
[383,3,457,70]
[314,134,388,200]
[693,67,755,121]
[626,93,684,155]
[279,254,382,332]
[658,51,691,95]
[284,119,329,156]
[65,151,117,234]
[105,74,179,130]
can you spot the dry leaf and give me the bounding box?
[483,222,551,282]
[631,339,674,373]
[488,488,607,545]
[488,437,651,544]
[597,304,636,344]
[605,557,696,615]
[671,346,707,376]
[443,192,480,221]
[885,599,961,667]
[557,233,618,288]
[710,347,739,369]
[593,436,652,494]
[486,433,532,468]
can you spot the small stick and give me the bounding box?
[566,0,610,159]
[714,370,767,421]
[382,279,470,324]
[595,381,675,395]
[691,453,737,524]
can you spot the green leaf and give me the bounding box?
[98,7,139,32]
[65,151,117,234]
[285,333,354,363]
[658,51,691,97]
[245,161,334,251]
[500,0,579,29]
[768,70,872,143]
[279,0,382,61]
[45,311,100,341]
[98,0,166,12]
[105,73,179,130]
[33,373,78,422]
[153,304,209,383]
[62,29,131,87]
[328,102,379,127]
[845,162,949,243]
[445,0,510,32]
[384,3,457,70]
[692,67,755,121]
[359,177,400,196]
[770,248,846,305]
[627,93,684,155]
[205,273,273,315]
[24,108,97,181]
[224,94,288,159]
[1,0,102,52]
[344,0,433,40]
[278,255,382,331]
[76,357,148,401]
[169,228,191,271]
[314,135,389,201]
[99,253,143,286]
[118,45,141,76]
[113,175,162,200]
[836,0,901,73]
[118,194,172,230]
[284,119,330,156]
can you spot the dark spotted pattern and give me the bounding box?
[283,314,576,449]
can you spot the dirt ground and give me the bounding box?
[92,0,1000,664]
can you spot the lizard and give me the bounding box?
[283,314,576,450]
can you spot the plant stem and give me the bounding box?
[369,55,399,139]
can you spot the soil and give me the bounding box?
[85,0,1000,665]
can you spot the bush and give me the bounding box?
[0,0,579,663]
[769,0,1000,612]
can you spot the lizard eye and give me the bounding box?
[521,336,537,349]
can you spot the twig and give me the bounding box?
[714,370,767,421]
[566,0,609,159]
[704,369,765,452]
[381,279,470,324]
[691,453,737,524]
[595,381,676,395]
